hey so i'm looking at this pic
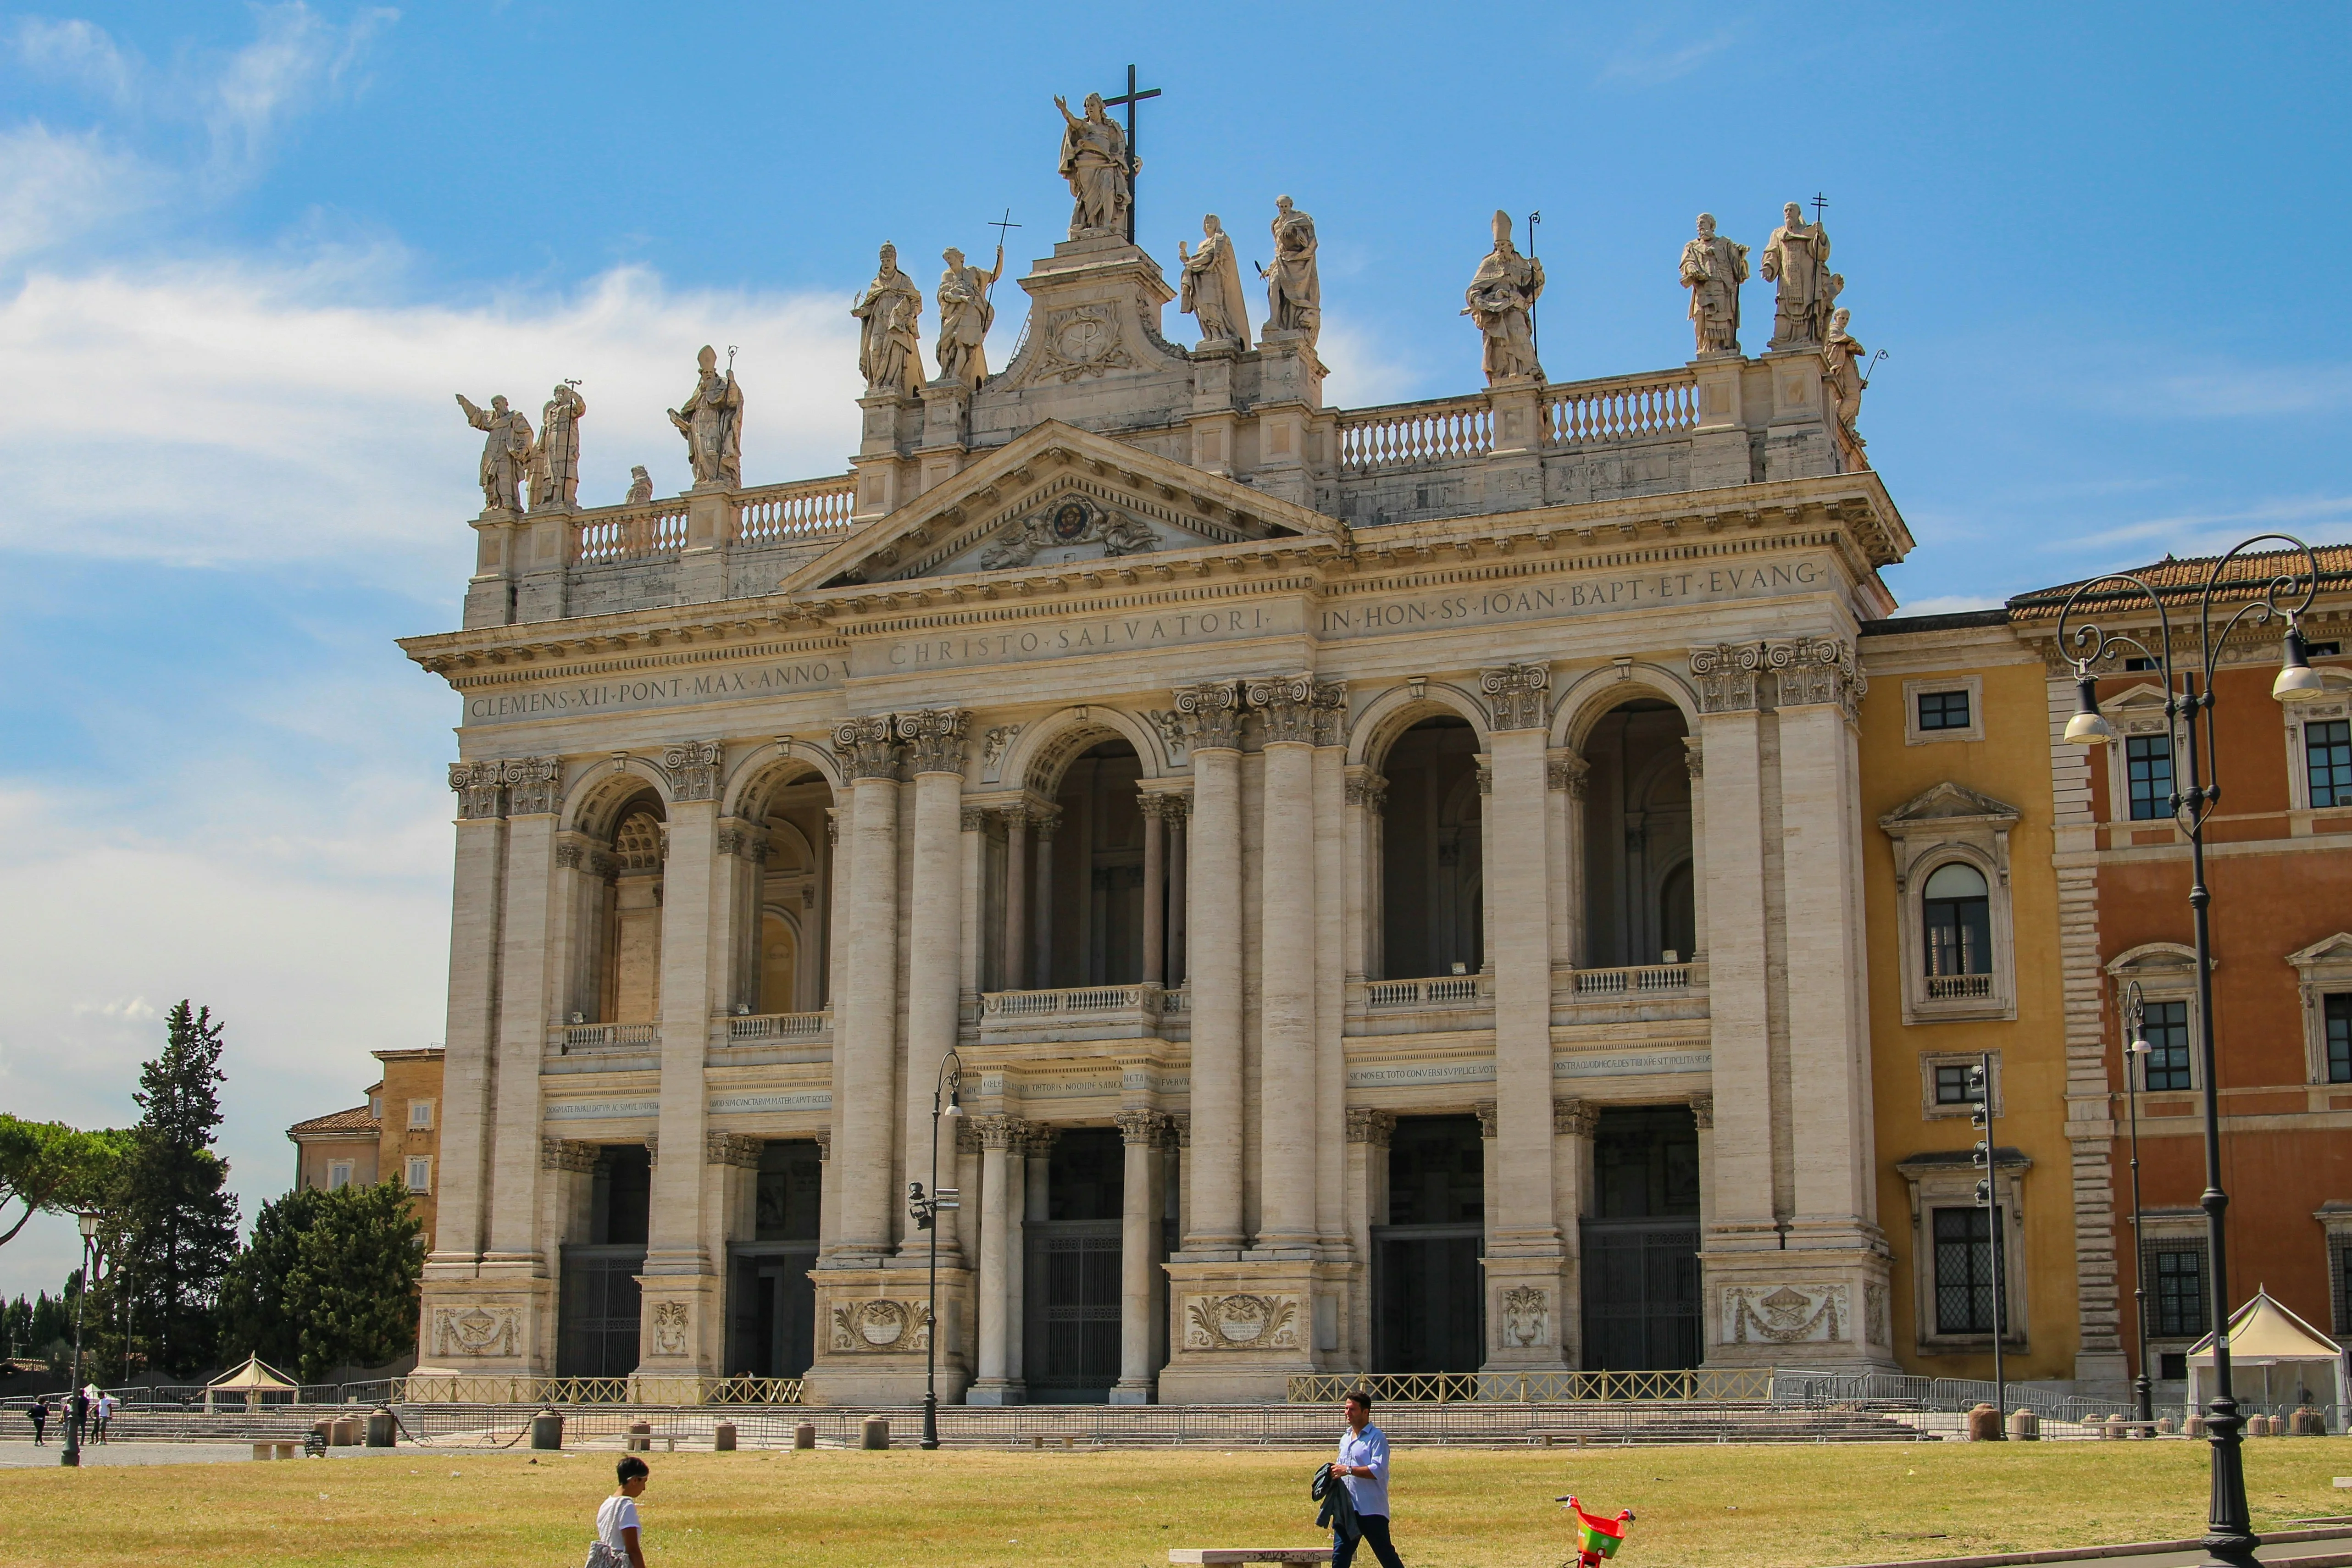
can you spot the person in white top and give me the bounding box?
[592,1456,650,1568]
[94,1391,116,1443]
[1331,1389,1406,1568]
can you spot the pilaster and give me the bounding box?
[1481,375,1545,513]
[645,742,725,1334]
[1687,353,1753,489]
[1250,329,1324,507]
[1112,1109,1169,1403]
[486,760,564,1266]
[829,716,904,1264]
[898,709,970,1271]
[1248,675,1321,1257]
[851,391,922,521]
[1176,680,1246,1258]
[916,378,971,496]
[463,511,522,630]
[675,488,732,606]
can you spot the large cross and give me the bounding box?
[1101,63,1162,244]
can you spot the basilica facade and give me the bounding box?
[403,126,1936,1402]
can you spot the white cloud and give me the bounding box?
[2054,493,2352,560]
[1316,312,1421,408]
[14,17,135,104]
[0,122,156,264]
[1889,594,2003,617]
[0,260,864,581]
[1601,26,1737,87]
[203,4,396,180]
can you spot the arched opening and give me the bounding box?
[759,914,799,1014]
[1377,716,1484,980]
[587,795,666,1024]
[1580,699,1695,968]
[1579,1104,1701,1370]
[1922,862,1991,978]
[737,766,836,1016]
[1045,740,1147,987]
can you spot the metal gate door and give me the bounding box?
[1578,1218,1700,1370]
[1023,1220,1122,1402]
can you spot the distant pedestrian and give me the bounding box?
[95,1391,116,1443]
[68,1386,89,1446]
[28,1396,48,1445]
[588,1455,649,1568]
[1328,1389,1405,1568]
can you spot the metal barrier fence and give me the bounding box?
[1289,1369,1776,1404]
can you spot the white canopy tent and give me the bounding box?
[205,1354,296,1413]
[2186,1288,2348,1417]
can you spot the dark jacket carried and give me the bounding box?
[1313,1462,1363,1548]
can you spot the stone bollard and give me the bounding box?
[2100,1414,2124,1439]
[1966,1402,2002,1441]
[861,1417,889,1451]
[2185,1413,2207,1438]
[366,1407,397,1448]
[627,1420,653,1453]
[714,1420,737,1452]
[2007,1409,2039,1441]
[2292,1407,2328,1436]
[329,1416,362,1447]
[2156,1416,2179,1435]
[2244,1414,2269,1437]
[793,1422,815,1450]
[530,1409,564,1451]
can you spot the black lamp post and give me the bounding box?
[61,1210,97,1469]
[2120,980,2156,1424]
[2055,533,2325,1568]
[906,1049,964,1451]
[1967,1055,2006,1434]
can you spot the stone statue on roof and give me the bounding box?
[666,345,742,489]
[1264,195,1320,348]
[455,392,533,513]
[529,382,587,510]
[852,244,925,397]
[1761,200,1833,349]
[1055,92,1134,239]
[935,244,1004,389]
[1464,209,1544,383]
[1178,214,1250,349]
[1679,213,1748,356]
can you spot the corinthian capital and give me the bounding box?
[1771,637,1864,723]
[503,756,562,816]
[832,715,904,781]
[1172,680,1244,751]
[897,707,973,776]
[1481,661,1551,731]
[1547,750,1590,797]
[1246,673,1320,746]
[663,740,726,802]
[1689,642,1766,714]
[449,760,505,820]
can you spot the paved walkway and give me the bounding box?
[0,1441,410,1468]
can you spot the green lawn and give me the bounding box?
[1,1438,2347,1567]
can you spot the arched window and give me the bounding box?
[1922,862,1991,977]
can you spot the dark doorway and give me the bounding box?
[1048,742,1148,987]
[559,1143,651,1377]
[728,1140,823,1379]
[1378,718,1484,980]
[1580,1106,1701,1370]
[1373,1114,1485,1375]
[1023,1128,1125,1402]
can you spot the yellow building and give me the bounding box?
[285,1047,446,1251]
[1857,610,2080,1383]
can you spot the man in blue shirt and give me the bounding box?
[1330,1389,1406,1568]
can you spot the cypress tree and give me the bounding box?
[113,1002,241,1376]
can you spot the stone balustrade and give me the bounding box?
[1541,369,1700,447]
[1346,973,1497,1036]
[555,1021,661,1052]
[721,1010,833,1044]
[735,475,858,546]
[1925,973,1994,1001]
[1337,395,1493,475]
[1571,962,1698,996]
[978,983,1185,1043]
[1365,974,1490,1008]
[575,502,689,565]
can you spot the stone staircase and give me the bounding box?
[1527,1407,1932,1445]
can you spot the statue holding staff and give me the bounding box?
[935,243,1004,388]
[1760,200,1833,349]
[455,392,533,513]
[1178,214,1250,348]
[667,345,743,488]
[1463,209,1544,383]
[852,244,925,396]
[529,382,587,510]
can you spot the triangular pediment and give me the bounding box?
[776,421,1346,593]
[2288,932,2352,969]
[1879,780,2021,831]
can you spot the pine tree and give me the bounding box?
[218,1181,422,1383]
[112,1001,241,1376]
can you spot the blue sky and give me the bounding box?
[2,2,2347,1302]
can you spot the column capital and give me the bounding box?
[1682,734,1704,779]
[662,740,726,802]
[898,707,973,776]
[960,806,991,833]
[1690,637,1863,720]
[832,715,904,781]
[1552,1098,1598,1138]
[1344,1107,1396,1147]
[705,1131,763,1169]
[1481,661,1552,731]
[1474,1100,1499,1139]
[539,1136,598,1172]
[1246,673,1344,747]
[1136,791,1182,821]
[1114,1108,1169,1145]
[1021,1122,1060,1158]
[503,756,563,815]
[1169,1111,1191,1149]
[1343,768,1389,810]
[1546,749,1589,797]
[955,1116,982,1154]
[1475,756,1492,795]
[1173,680,1246,750]
[714,820,769,862]
[1687,1092,1714,1130]
[449,760,506,820]
[1028,803,1065,839]
[813,1128,832,1161]
[974,1114,1027,1151]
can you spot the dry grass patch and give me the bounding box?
[0,1438,2347,1567]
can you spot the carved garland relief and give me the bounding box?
[1182,1292,1302,1351]
[1498,1285,1551,1348]
[1719,1283,1850,1345]
[828,1299,935,1352]
[433,1304,521,1359]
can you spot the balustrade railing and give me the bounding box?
[558,1022,660,1052]
[984,985,1161,1017]
[1542,371,1699,447]
[1365,975,1489,1008]
[574,503,689,565]
[1570,963,1694,996]
[1289,1368,1775,1403]
[736,476,857,546]
[725,1010,832,1042]
[1336,396,1492,475]
[1925,973,1994,1000]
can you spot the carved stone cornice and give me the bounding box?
[833,715,904,781]
[1547,751,1589,797]
[1343,770,1389,810]
[1248,673,1320,746]
[1481,661,1551,731]
[1553,1098,1598,1138]
[539,1136,598,1172]
[899,707,973,776]
[449,760,505,820]
[706,1131,763,1169]
[664,740,726,802]
[1114,1108,1169,1145]
[1473,1100,1498,1138]
[1173,680,1245,751]
[503,757,562,815]
[1345,1107,1397,1147]
[1687,1093,1714,1131]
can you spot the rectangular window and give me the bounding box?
[1917,690,1972,732]
[2150,1246,2209,1338]
[2125,734,2174,821]
[2141,999,2192,1091]
[2159,1351,2188,1381]
[327,1161,353,1191]
[405,1157,433,1193]
[2329,995,2352,1085]
[408,1099,435,1130]
[2309,720,2352,809]
[1934,1064,1981,1105]
[1932,1205,2008,1335]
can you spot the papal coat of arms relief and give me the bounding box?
[651,1301,690,1357]
[1021,304,1138,384]
[1720,1283,1849,1344]
[828,1299,933,1352]
[978,497,1157,570]
[1182,1292,1301,1351]
[433,1304,520,1359]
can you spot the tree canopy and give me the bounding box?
[112,1001,242,1376]
[217,1181,422,1383]
[0,1116,129,1249]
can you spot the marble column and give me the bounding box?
[831,717,904,1262]
[958,805,985,1003]
[1016,1125,1055,1383]
[1031,808,1060,989]
[971,1115,1020,1400]
[1002,807,1030,992]
[1312,733,1348,1251]
[1176,682,1246,1254]
[1249,676,1319,1255]
[1682,737,1709,960]
[1344,1108,1395,1369]
[1112,1109,1165,1402]
[1688,1093,1715,1239]
[1549,750,1590,968]
[1552,1098,1598,1367]
[1138,794,1169,986]
[1167,798,1189,985]
[488,766,560,1264]
[429,762,509,1270]
[898,709,970,1268]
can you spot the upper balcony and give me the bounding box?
[978,984,1189,1046]
[1340,963,1710,1037]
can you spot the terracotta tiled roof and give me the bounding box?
[2007,543,2352,623]
[288,1105,379,1137]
